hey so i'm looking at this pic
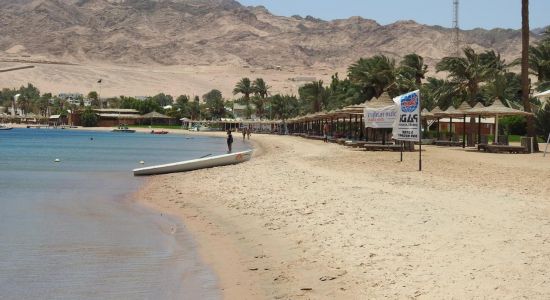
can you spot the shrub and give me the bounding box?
[81,107,98,127]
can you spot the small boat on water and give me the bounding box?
[112,125,136,133]
[0,124,13,130]
[133,150,253,176]
[151,130,169,135]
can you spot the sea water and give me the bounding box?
[0,128,247,299]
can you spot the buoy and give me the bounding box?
[139,161,145,164]
[54,158,60,162]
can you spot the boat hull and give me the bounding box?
[133,150,252,176]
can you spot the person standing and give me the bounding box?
[227,130,234,153]
[247,127,251,140]
[242,127,246,140]
[323,122,329,143]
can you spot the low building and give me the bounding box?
[232,103,257,120]
[93,108,142,127]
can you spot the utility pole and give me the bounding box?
[452,0,460,56]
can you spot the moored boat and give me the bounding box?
[0,124,13,130]
[112,125,136,133]
[133,150,252,176]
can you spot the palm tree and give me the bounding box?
[529,42,550,89]
[17,96,31,116]
[522,0,537,150]
[252,78,270,99]
[348,55,396,100]
[436,47,496,106]
[252,78,271,118]
[399,53,428,85]
[233,78,253,118]
[233,78,253,105]
[299,80,328,113]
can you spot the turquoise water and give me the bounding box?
[0,128,247,299]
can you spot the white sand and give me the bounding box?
[138,132,550,299]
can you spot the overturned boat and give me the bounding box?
[133,150,252,176]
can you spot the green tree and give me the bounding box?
[37,93,52,116]
[190,96,200,120]
[151,93,174,107]
[174,95,191,117]
[271,94,300,120]
[482,72,522,104]
[326,73,363,110]
[436,47,498,106]
[81,107,98,127]
[399,53,428,85]
[529,39,550,90]
[348,55,397,100]
[535,104,550,139]
[252,78,271,118]
[233,78,253,118]
[299,80,329,113]
[202,89,225,119]
[88,91,99,108]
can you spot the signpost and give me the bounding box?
[392,90,422,171]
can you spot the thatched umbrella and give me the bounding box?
[467,98,533,144]
[364,92,396,144]
[456,101,473,148]
[435,105,463,141]
[429,106,444,139]
[142,111,172,126]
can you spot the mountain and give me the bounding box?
[0,0,536,68]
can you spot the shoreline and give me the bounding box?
[9,125,550,298]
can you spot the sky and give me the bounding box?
[237,0,550,30]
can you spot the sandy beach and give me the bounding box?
[136,131,550,299]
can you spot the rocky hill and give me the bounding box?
[0,0,539,68]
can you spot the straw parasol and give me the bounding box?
[467,98,533,144]
[455,102,473,147]
[421,108,434,119]
[365,92,396,109]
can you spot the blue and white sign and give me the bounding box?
[392,90,421,141]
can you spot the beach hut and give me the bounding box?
[467,98,533,145]
[142,111,173,126]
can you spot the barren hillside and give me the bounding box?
[0,0,533,67]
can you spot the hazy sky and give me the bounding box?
[238,0,549,30]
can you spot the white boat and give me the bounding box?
[133,150,253,176]
[0,124,13,130]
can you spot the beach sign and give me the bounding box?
[392,90,421,142]
[364,105,397,128]
[392,90,423,171]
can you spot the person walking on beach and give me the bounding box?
[242,127,246,141]
[227,130,233,153]
[323,122,329,143]
[247,128,251,140]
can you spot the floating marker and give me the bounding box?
[54,158,60,162]
[140,161,145,164]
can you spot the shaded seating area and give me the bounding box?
[286,93,416,152]
[423,98,534,153]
